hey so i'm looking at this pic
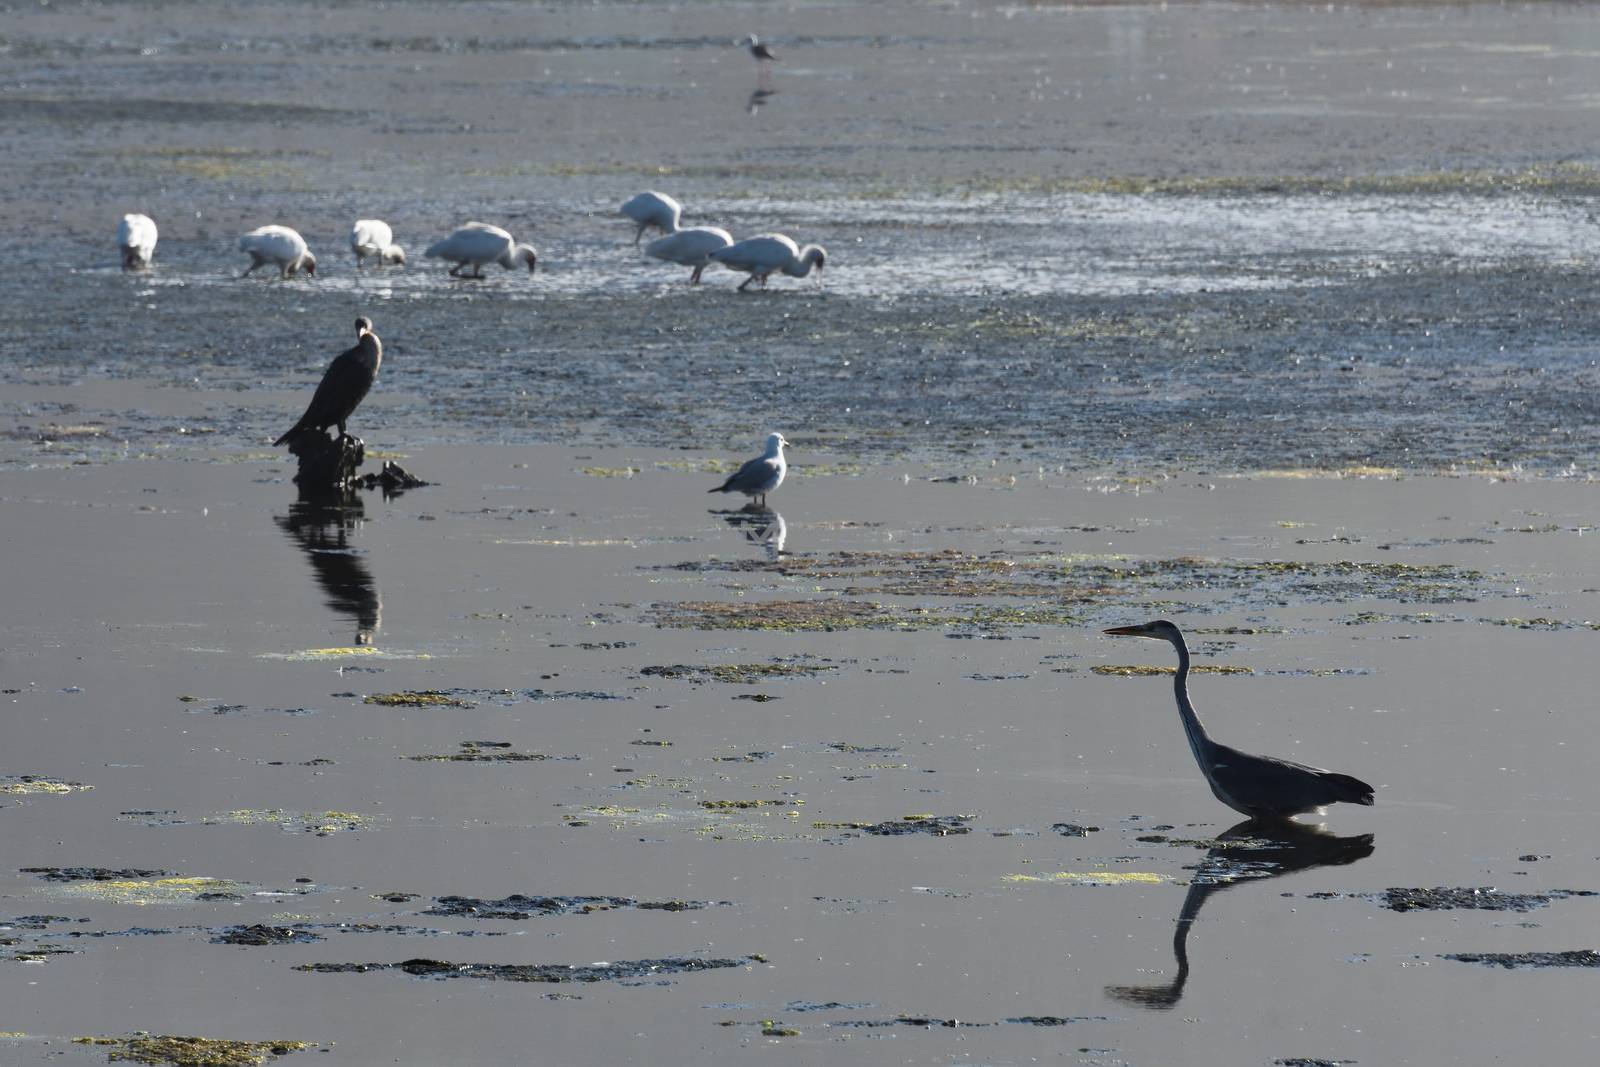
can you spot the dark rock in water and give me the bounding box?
[357,460,430,494]
[1377,886,1594,913]
[1052,823,1100,837]
[20,867,170,882]
[213,924,324,946]
[1275,1059,1357,1067]
[298,954,762,983]
[1444,950,1600,970]
[862,815,972,837]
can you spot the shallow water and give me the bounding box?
[4,1,1600,1064]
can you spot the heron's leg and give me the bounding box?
[633,224,645,246]
[738,274,755,292]
[690,265,704,284]
[240,255,264,279]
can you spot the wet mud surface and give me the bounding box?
[5,1,1600,1065]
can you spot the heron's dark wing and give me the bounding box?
[1209,742,1374,814]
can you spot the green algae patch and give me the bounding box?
[578,466,640,478]
[0,776,92,795]
[71,1034,313,1066]
[653,599,903,632]
[1092,664,1253,677]
[211,809,377,835]
[641,663,838,684]
[700,799,804,810]
[48,877,247,906]
[1004,871,1168,886]
[365,690,475,708]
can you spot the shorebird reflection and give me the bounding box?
[275,491,382,645]
[715,506,788,561]
[1104,819,1374,1011]
[747,87,776,116]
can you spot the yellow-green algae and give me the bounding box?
[210,809,376,834]
[261,647,431,661]
[0,776,91,795]
[578,466,640,478]
[50,877,246,906]
[700,799,804,810]
[72,1034,313,1066]
[1004,872,1168,886]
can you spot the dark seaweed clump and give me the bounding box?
[862,815,972,836]
[21,867,171,882]
[1052,823,1100,837]
[1378,887,1594,913]
[298,954,762,983]
[212,924,324,946]
[1443,950,1600,970]
[425,894,712,919]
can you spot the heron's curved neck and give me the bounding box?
[783,248,820,278]
[1169,632,1211,762]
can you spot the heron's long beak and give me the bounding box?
[1102,625,1147,637]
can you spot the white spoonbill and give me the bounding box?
[117,213,157,271]
[620,191,681,244]
[708,432,789,508]
[350,219,406,267]
[239,225,317,279]
[645,226,734,284]
[706,233,825,292]
[424,222,537,278]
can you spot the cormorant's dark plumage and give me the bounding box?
[274,318,383,447]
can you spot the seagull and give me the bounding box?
[350,219,406,268]
[645,227,734,283]
[706,233,825,291]
[1102,620,1375,821]
[620,191,682,245]
[709,432,789,508]
[239,225,317,279]
[744,34,778,87]
[117,213,157,270]
[424,222,537,278]
[274,318,383,447]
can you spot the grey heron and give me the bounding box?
[1102,620,1375,820]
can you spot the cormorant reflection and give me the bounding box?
[1105,820,1374,1011]
[275,489,382,645]
[715,505,788,561]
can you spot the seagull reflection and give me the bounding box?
[1104,819,1374,1011]
[275,490,382,645]
[747,87,776,116]
[715,506,788,561]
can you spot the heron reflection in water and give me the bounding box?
[275,491,382,645]
[716,506,787,562]
[1104,819,1374,1011]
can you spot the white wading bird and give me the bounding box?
[424,222,537,278]
[239,225,317,279]
[350,219,405,268]
[645,226,735,284]
[118,213,157,271]
[708,432,789,508]
[620,191,682,244]
[706,233,825,291]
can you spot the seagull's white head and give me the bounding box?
[765,432,788,455]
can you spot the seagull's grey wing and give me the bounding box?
[726,454,772,491]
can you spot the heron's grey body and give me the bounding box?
[1103,620,1375,820]
[274,318,383,447]
[709,432,788,507]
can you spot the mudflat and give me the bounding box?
[3,2,1600,1065]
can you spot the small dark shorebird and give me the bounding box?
[744,34,778,87]
[1103,620,1375,820]
[274,318,383,447]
